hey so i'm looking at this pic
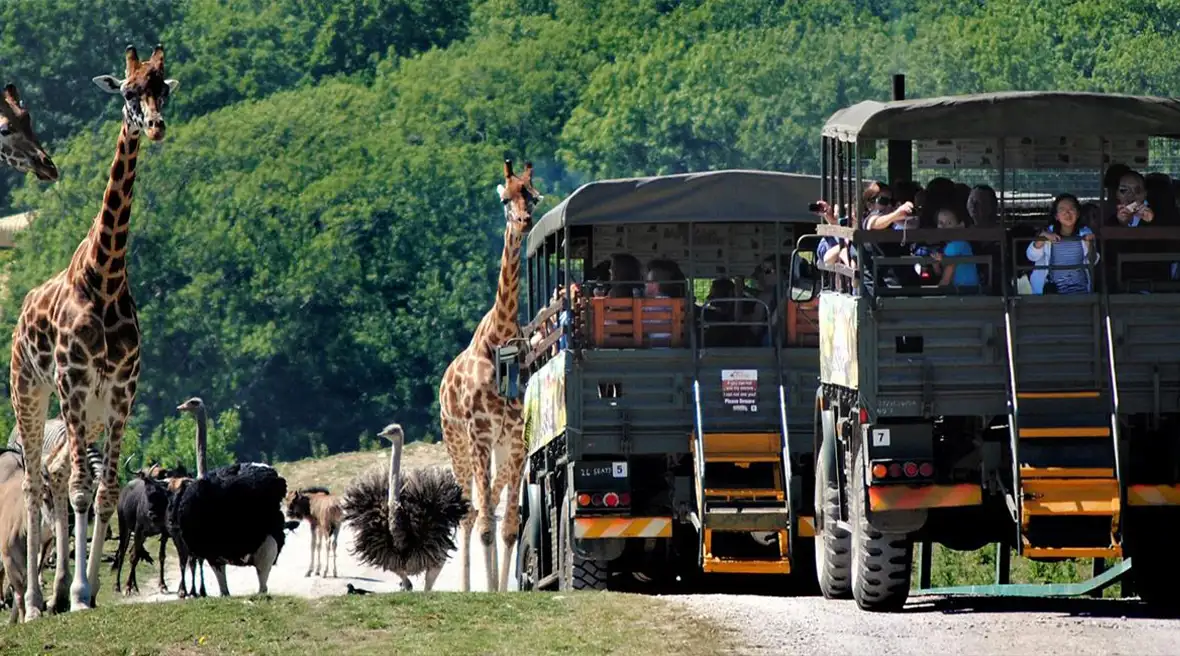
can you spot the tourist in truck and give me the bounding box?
[1026,193,1098,294]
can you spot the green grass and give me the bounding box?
[0,591,730,656]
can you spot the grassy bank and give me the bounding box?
[0,591,730,656]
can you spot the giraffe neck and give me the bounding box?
[472,223,522,349]
[71,122,140,295]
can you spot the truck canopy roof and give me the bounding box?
[822,90,1180,142]
[526,169,820,257]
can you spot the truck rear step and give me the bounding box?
[1014,391,1121,559]
[694,432,795,574]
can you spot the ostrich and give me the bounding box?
[173,397,287,596]
[341,423,468,591]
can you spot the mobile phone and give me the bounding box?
[808,202,823,212]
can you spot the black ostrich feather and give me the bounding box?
[175,463,288,567]
[341,464,469,576]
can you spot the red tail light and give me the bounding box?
[889,463,903,478]
[603,492,619,507]
[577,493,591,507]
[918,462,934,477]
[591,493,604,506]
[619,492,631,505]
[872,464,888,479]
[903,462,919,477]
[859,408,869,424]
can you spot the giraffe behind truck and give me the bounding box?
[501,169,824,593]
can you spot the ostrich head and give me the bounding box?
[378,423,405,513]
[176,396,208,478]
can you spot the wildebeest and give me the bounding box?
[285,486,343,578]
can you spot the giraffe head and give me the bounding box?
[0,84,57,181]
[497,159,542,239]
[92,44,179,142]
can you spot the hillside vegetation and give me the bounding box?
[0,0,1176,465]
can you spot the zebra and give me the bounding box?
[5,419,110,572]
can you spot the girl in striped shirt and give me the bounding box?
[1026,193,1098,294]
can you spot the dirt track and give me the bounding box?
[123,506,1180,655]
[668,592,1180,656]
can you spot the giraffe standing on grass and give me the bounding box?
[10,44,177,620]
[439,159,541,592]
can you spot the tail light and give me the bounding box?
[871,459,935,482]
[574,490,631,508]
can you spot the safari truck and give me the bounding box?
[793,87,1180,612]
[501,169,825,591]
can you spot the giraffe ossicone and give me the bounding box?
[10,43,178,621]
[439,158,541,592]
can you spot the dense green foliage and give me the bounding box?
[1,0,1178,463]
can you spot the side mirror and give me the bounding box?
[494,343,522,399]
[787,248,818,303]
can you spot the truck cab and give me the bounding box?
[508,169,825,591]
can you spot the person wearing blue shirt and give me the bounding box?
[932,207,980,291]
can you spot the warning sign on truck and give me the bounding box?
[721,369,758,412]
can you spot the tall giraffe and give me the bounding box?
[10,44,177,619]
[439,159,541,592]
[0,83,58,182]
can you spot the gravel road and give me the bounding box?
[122,505,1180,656]
[667,591,1180,656]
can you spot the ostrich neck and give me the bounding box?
[195,407,208,478]
[387,434,403,512]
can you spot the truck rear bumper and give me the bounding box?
[574,516,673,539]
[868,483,982,511]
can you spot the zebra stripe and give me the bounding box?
[7,418,105,482]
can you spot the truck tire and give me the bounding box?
[1127,516,1180,610]
[849,445,912,611]
[814,445,852,598]
[559,497,609,591]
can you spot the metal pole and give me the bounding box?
[995,543,1011,585]
[887,74,911,186]
[919,539,933,589]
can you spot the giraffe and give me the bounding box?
[439,159,541,592]
[0,83,58,182]
[10,43,177,620]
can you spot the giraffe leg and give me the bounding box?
[442,419,475,592]
[48,471,71,614]
[12,374,50,621]
[493,408,526,592]
[470,417,499,592]
[86,417,120,609]
[62,407,95,611]
[87,392,134,607]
